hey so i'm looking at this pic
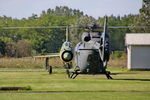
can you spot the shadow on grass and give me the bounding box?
[0,86,32,91]
[111,72,138,75]
[114,79,150,81]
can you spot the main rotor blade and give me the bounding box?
[108,26,150,29]
[1,26,150,29]
[0,26,85,30]
[1,26,67,29]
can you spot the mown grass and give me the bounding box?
[0,93,149,100]
[0,52,149,100]
[0,68,150,100]
[0,68,150,92]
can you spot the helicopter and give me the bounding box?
[32,16,112,79]
[2,16,150,79]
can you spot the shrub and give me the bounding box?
[5,40,32,57]
[111,51,125,59]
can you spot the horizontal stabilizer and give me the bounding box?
[33,53,59,58]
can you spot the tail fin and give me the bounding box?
[66,26,69,42]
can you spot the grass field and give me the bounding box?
[0,68,150,100]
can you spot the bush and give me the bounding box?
[111,51,125,59]
[5,40,33,57]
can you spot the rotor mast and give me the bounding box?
[66,26,69,42]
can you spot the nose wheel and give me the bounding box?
[66,69,79,79]
[65,65,80,79]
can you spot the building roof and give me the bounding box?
[126,33,150,45]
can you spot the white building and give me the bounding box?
[125,34,150,70]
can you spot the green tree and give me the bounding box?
[132,0,150,32]
[0,6,142,56]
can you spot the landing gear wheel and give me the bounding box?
[105,71,113,79]
[47,66,52,74]
[70,72,78,79]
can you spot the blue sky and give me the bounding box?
[0,0,142,19]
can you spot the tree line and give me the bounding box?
[0,3,150,57]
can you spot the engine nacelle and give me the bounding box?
[82,32,91,42]
[60,50,73,62]
[60,42,73,62]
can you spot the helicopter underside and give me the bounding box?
[74,49,107,74]
[70,40,112,79]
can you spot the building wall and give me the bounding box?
[127,45,131,69]
[127,45,150,70]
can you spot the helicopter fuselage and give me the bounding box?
[74,31,110,74]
